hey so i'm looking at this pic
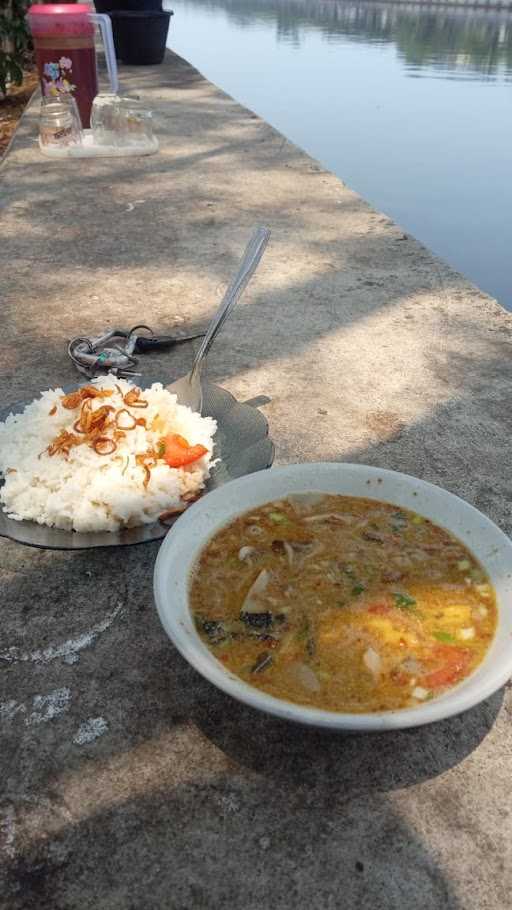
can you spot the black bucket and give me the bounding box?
[94,0,122,12]
[109,10,172,65]
[94,0,163,11]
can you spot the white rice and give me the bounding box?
[0,374,217,533]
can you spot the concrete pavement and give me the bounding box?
[1,50,512,909]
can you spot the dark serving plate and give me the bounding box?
[0,379,274,550]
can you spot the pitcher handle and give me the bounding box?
[89,13,119,96]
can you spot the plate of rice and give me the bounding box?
[0,375,274,550]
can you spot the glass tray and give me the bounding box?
[39,130,158,158]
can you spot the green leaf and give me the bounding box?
[470,568,485,583]
[394,592,417,610]
[269,512,288,524]
[352,583,365,596]
[391,509,409,530]
[433,631,456,643]
[0,3,31,97]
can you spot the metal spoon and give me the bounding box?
[165,225,271,413]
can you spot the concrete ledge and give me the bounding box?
[1,50,512,910]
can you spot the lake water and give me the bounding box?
[166,0,512,309]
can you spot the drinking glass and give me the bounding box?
[90,92,122,146]
[90,94,154,147]
[60,92,82,127]
[39,96,82,149]
[117,106,154,146]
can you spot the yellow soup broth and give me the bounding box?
[189,495,497,712]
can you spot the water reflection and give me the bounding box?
[178,0,512,79]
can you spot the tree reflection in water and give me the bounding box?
[174,0,512,79]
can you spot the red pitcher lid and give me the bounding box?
[28,4,92,14]
[27,4,95,37]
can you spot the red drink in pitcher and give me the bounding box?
[28,4,118,129]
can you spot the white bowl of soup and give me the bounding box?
[153,463,512,730]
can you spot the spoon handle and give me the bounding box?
[189,225,271,381]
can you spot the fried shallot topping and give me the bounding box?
[47,430,82,457]
[49,387,158,461]
[135,449,161,488]
[61,386,113,409]
[159,504,188,524]
[123,387,148,408]
[93,437,117,456]
[181,491,201,503]
[115,409,137,431]
[47,387,120,457]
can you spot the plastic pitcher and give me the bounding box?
[28,4,118,129]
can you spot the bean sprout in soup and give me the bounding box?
[189,495,497,713]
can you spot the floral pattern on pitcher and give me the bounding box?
[43,57,77,97]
